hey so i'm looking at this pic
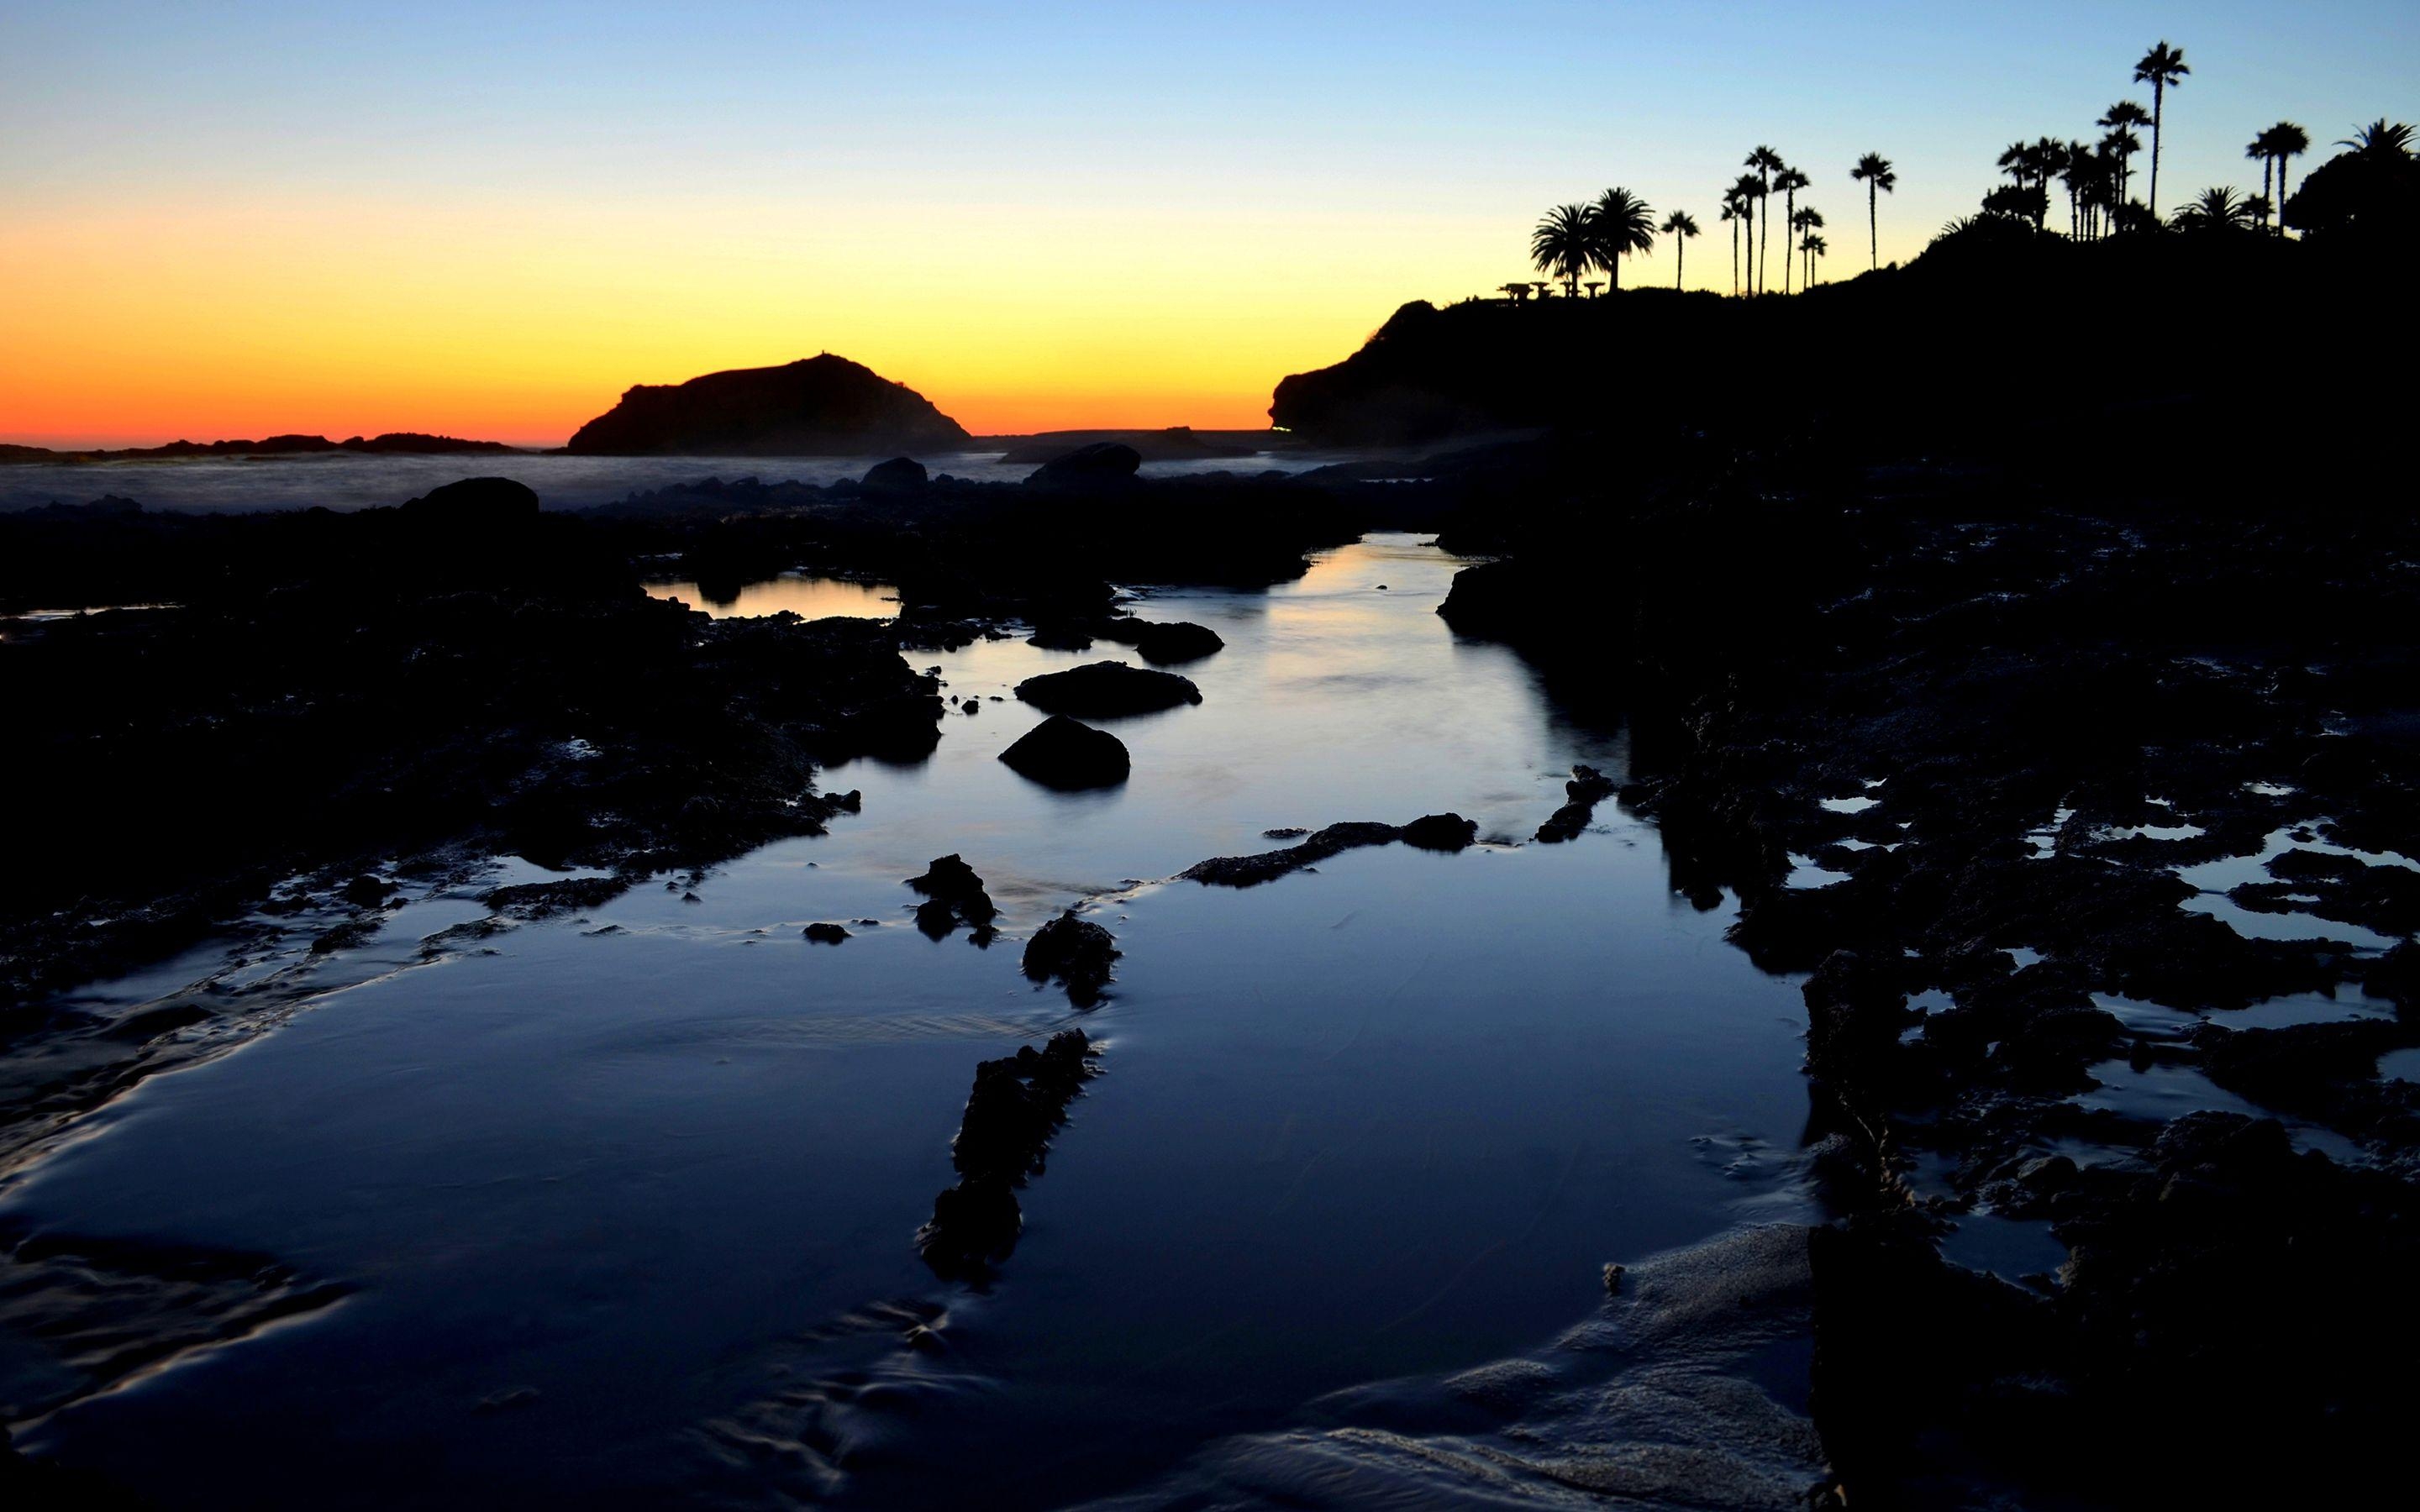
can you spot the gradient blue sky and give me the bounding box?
[3,3,2412,442]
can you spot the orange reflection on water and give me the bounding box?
[644,575,897,621]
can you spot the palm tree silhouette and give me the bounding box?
[1849,153,1895,270]
[1660,209,1701,290]
[2132,41,2190,219]
[1791,208,1823,286]
[1719,196,1744,296]
[2099,102,2153,212]
[1727,174,1762,296]
[2267,123,2310,236]
[1589,187,1657,291]
[2173,186,2254,233]
[1531,204,1595,297]
[1799,232,1827,286]
[1746,146,1784,295]
[2247,130,2278,234]
[1773,165,1810,291]
[2338,118,2416,156]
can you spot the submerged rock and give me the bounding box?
[802,922,850,945]
[1023,910,1120,1005]
[1014,660,1202,717]
[1181,819,1423,887]
[999,715,1130,790]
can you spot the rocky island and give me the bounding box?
[562,354,971,456]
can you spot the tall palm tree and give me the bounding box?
[1849,153,1896,270]
[1998,141,2032,189]
[1773,165,1809,291]
[1728,173,1763,295]
[1659,209,1701,291]
[1799,232,1828,287]
[2099,101,2153,210]
[2247,130,2278,234]
[2133,41,2190,219]
[2059,139,2096,237]
[1791,207,1823,286]
[1747,146,1785,294]
[1589,187,1657,291]
[1531,204,1595,297]
[2268,122,2310,235]
[1719,195,1744,296]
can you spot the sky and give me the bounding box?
[2,2,2412,446]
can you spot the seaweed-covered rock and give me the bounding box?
[915,1030,1100,1276]
[1535,764,1619,843]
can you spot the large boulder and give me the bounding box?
[1024,441,1141,490]
[860,456,929,493]
[999,715,1129,790]
[1015,660,1201,717]
[1097,617,1225,664]
[564,354,969,456]
[1023,911,1121,1006]
[398,476,539,522]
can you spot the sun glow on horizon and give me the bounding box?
[3,2,2412,449]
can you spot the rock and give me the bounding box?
[802,922,850,944]
[1023,911,1120,1006]
[480,877,629,919]
[564,354,969,456]
[1023,441,1141,489]
[998,715,1130,790]
[1401,812,1478,850]
[1014,660,1202,717]
[398,476,540,523]
[1181,820,1409,887]
[1263,827,1311,839]
[860,455,929,493]
[1602,1262,1626,1294]
[1026,620,1096,651]
[1535,764,1619,843]
[907,853,997,941]
[1131,621,1225,664]
[339,873,394,908]
[915,1030,1099,1277]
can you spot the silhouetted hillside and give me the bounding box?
[1270,234,2412,474]
[0,433,520,462]
[565,354,970,456]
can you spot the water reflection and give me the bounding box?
[645,573,899,620]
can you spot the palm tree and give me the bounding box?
[1719,196,1744,296]
[1849,153,1895,270]
[1747,146,1784,294]
[1998,141,2031,189]
[1800,232,1828,287]
[1773,165,1809,291]
[2060,140,2096,237]
[1589,187,1657,291]
[2173,186,2255,233]
[2338,118,2415,157]
[2099,101,2153,210]
[1727,173,1763,296]
[2247,130,2278,234]
[1531,204,1594,297]
[1660,209,1701,290]
[2268,122,2310,236]
[2133,41,2190,219]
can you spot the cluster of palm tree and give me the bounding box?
[1518,37,2404,297]
[1527,187,1658,297]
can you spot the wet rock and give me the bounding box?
[1400,812,1478,851]
[860,455,928,493]
[1262,827,1311,839]
[915,1029,1099,1277]
[802,922,850,944]
[1023,441,1141,490]
[998,715,1129,790]
[1120,620,1225,664]
[1181,820,1409,887]
[1535,764,1619,843]
[308,917,381,955]
[1802,950,1914,1095]
[1025,620,1095,651]
[1014,660,1202,717]
[907,853,997,941]
[397,475,540,523]
[1023,911,1120,1006]
[338,873,395,908]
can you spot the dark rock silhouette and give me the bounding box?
[915,1029,1098,1277]
[1023,441,1140,490]
[1014,660,1201,717]
[1400,812,1478,850]
[906,853,997,942]
[992,427,1261,465]
[998,715,1129,789]
[399,476,540,523]
[565,354,969,456]
[0,433,519,463]
[802,922,850,944]
[1535,765,1619,842]
[1022,911,1119,1006]
[860,456,929,493]
[1181,819,1441,887]
[1096,617,1225,664]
